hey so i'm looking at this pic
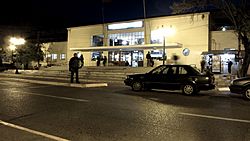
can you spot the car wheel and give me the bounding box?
[244,88,250,100]
[132,81,143,91]
[182,84,196,95]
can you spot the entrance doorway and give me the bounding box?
[108,50,143,67]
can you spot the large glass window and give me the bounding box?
[51,54,57,60]
[108,32,144,46]
[91,52,102,61]
[92,35,104,46]
[60,53,66,60]
[108,21,143,30]
[151,30,163,44]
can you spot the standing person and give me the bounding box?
[97,56,101,66]
[69,53,80,83]
[150,58,154,67]
[79,54,84,68]
[227,59,233,74]
[200,58,206,73]
[146,51,151,67]
[103,56,107,66]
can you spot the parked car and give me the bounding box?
[229,77,250,100]
[124,65,215,95]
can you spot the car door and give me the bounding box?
[144,65,166,89]
[160,66,178,90]
[175,66,190,89]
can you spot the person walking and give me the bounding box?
[146,51,151,67]
[103,56,107,66]
[69,53,80,83]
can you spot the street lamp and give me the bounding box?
[9,37,25,74]
[155,25,176,65]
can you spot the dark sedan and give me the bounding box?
[124,65,215,95]
[229,77,250,100]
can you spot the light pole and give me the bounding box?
[9,37,25,74]
[163,35,166,65]
[158,26,176,65]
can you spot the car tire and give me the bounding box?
[182,84,196,95]
[132,81,143,91]
[244,88,250,100]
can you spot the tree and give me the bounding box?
[16,42,44,69]
[171,0,250,77]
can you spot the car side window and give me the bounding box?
[163,67,177,75]
[162,67,170,74]
[151,66,166,74]
[179,67,188,75]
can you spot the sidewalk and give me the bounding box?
[0,70,108,88]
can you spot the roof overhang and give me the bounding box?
[201,50,241,55]
[70,43,182,52]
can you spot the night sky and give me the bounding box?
[0,0,175,44]
[0,0,174,28]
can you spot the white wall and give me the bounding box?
[67,24,104,66]
[146,13,209,67]
[211,30,240,50]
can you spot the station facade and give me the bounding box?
[67,12,210,68]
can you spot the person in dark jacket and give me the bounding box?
[97,56,101,66]
[69,53,80,83]
[146,51,151,67]
[103,56,107,66]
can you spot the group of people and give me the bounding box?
[96,56,107,67]
[200,58,242,77]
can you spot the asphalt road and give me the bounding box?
[0,79,250,141]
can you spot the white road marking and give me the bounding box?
[12,90,89,102]
[0,119,70,141]
[180,112,250,124]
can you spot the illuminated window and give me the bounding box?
[108,32,144,46]
[51,54,57,60]
[60,54,66,60]
[108,21,143,30]
[92,35,104,46]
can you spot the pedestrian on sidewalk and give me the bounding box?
[103,56,107,66]
[200,58,206,73]
[79,54,84,68]
[97,56,101,66]
[69,53,80,83]
[227,59,233,74]
[146,51,151,67]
